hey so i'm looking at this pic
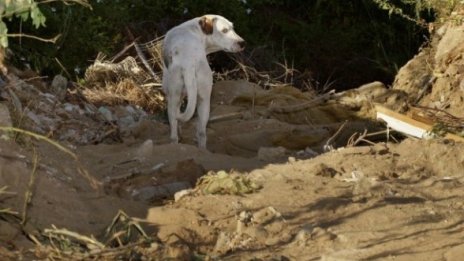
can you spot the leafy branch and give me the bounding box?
[371,0,463,25]
[0,0,90,48]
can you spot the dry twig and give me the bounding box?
[347,129,396,147]
[21,148,38,225]
[44,226,105,249]
[323,120,348,152]
[269,90,335,113]
[0,186,19,216]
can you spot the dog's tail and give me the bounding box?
[177,68,197,122]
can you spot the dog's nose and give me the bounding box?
[238,40,246,49]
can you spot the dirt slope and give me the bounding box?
[0,73,463,260]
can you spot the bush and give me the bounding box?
[4,0,438,90]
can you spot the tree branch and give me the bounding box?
[6,33,61,43]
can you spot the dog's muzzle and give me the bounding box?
[237,40,246,51]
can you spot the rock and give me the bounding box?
[252,206,281,225]
[311,227,337,241]
[131,182,191,201]
[164,243,192,260]
[26,110,42,126]
[372,142,389,155]
[118,115,136,135]
[50,75,68,100]
[213,232,233,255]
[313,163,338,178]
[336,146,372,155]
[174,189,194,202]
[124,105,137,115]
[292,229,311,246]
[98,106,114,122]
[118,115,135,128]
[63,103,80,113]
[257,146,287,162]
[296,147,319,158]
[135,139,154,160]
[0,103,12,127]
[83,103,97,114]
[236,211,253,233]
[243,226,268,238]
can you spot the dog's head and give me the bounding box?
[199,15,245,53]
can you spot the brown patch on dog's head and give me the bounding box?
[199,16,215,35]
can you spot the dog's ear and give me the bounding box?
[199,16,214,35]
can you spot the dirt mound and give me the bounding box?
[146,138,464,260]
[392,19,464,134]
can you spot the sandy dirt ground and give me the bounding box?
[1,76,464,261]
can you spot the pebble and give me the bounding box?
[135,139,154,160]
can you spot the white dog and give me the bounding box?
[162,15,245,149]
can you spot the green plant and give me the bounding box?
[372,0,463,24]
[0,0,90,48]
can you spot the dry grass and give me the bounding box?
[82,35,320,115]
[82,78,165,113]
[33,211,160,260]
[141,36,164,74]
[0,186,18,216]
[83,46,165,113]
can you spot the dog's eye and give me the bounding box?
[222,28,229,34]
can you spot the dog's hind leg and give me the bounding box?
[196,63,213,149]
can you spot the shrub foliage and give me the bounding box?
[3,0,457,89]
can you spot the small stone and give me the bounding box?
[265,236,281,246]
[50,75,68,100]
[136,139,154,160]
[252,207,277,225]
[337,146,372,155]
[118,115,136,134]
[293,229,311,245]
[213,232,233,254]
[125,105,137,115]
[257,146,287,162]
[297,147,319,158]
[174,189,194,202]
[311,226,337,241]
[164,243,191,260]
[313,163,338,178]
[98,106,114,122]
[26,111,42,126]
[132,182,191,201]
[64,103,79,112]
[243,226,268,238]
[372,142,389,155]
